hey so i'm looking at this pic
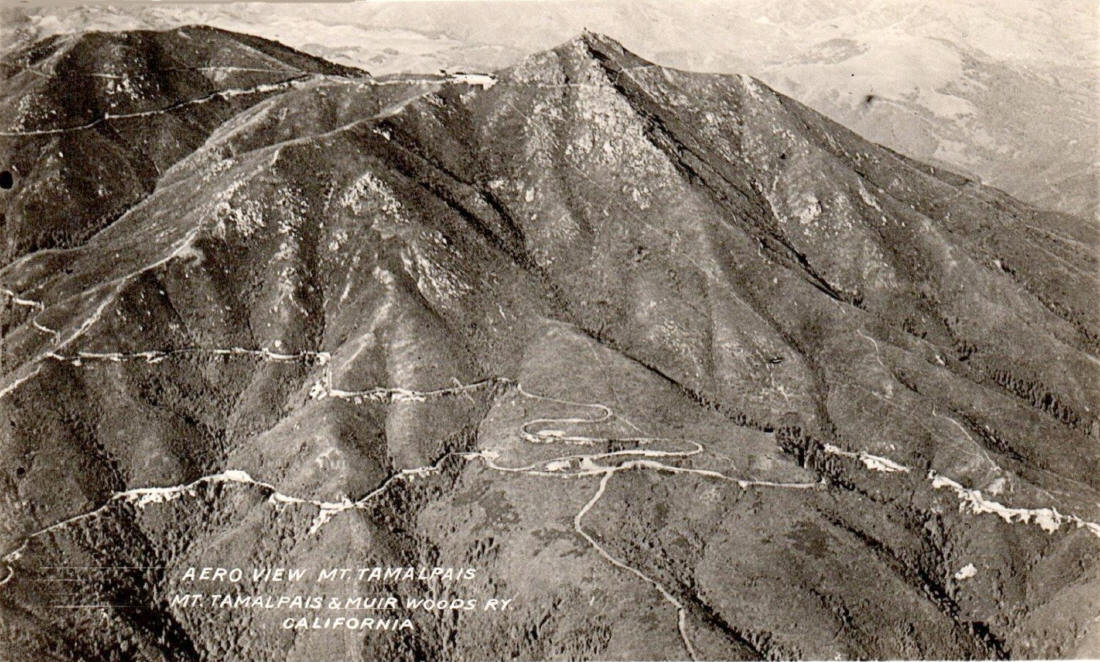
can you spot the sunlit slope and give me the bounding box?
[0,25,361,264]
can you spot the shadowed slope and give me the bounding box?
[0,25,361,264]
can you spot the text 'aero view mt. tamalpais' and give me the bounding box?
[0,23,1098,662]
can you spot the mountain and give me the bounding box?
[0,25,358,264]
[1,28,1098,661]
[2,0,1095,220]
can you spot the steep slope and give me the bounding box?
[0,25,361,264]
[1,31,1097,661]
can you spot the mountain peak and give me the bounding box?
[557,30,653,69]
[0,25,359,262]
[578,29,621,48]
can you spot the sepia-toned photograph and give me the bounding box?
[0,1,1097,660]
